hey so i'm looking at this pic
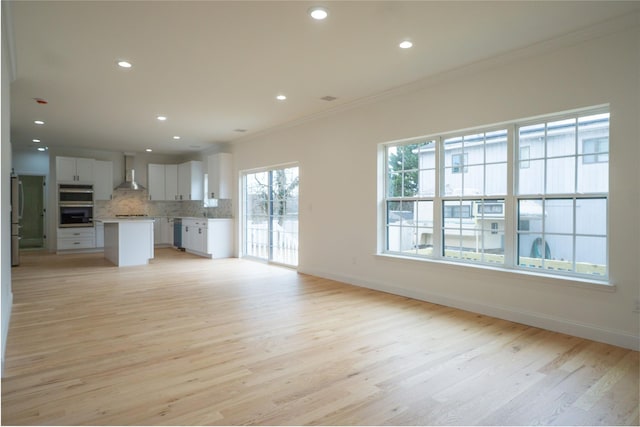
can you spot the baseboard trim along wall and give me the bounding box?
[299,268,640,351]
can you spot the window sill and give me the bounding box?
[375,253,616,292]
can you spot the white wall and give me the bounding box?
[232,20,640,349]
[2,2,15,375]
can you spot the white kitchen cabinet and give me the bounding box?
[165,164,178,201]
[207,153,232,199]
[177,161,203,201]
[148,164,179,201]
[181,217,232,258]
[148,164,166,201]
[57,227,96,251]
[206,219,233,258]
[95,222,104,248]
[56,156,95,183]
[94,160,113,200]
[152,217,173,246]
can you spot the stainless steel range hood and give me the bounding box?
[115,153,145,191]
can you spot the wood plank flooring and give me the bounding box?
[2,249,638,425]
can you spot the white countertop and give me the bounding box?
[96,218,156,223]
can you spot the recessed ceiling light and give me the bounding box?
[34,120,44,125]
[157,115,167,121]
[173,136,181,140]
[117,60,133,68]
[37,147,47,152]
[145,148,152,152]
[276,95,287,101]
[399,40,413,49]
[32,139,41,143]
[309,6,328,20]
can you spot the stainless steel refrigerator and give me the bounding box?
[11,173,22,266]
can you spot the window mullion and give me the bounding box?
[504,125,516,267]
[433,137,443,259]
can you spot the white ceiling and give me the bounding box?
[8,1,639,155]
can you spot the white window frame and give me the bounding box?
[379,105,610,284]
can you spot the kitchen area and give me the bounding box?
[10,146,234,267]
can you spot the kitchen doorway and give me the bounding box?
[19,175,46,249]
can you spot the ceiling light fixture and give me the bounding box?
[145,148,152,152]
[157,115,167,121]
[37,147,47,152]
[399,40,413,49]
[34,120,45,125]
[276,95,287,101]
[173,136,181,140]
[117,60,133,68]
[309,6,328,20]
[32,139,41,143]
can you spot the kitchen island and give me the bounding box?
[97,218,155,267]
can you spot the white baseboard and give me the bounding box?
[299,268,640,351]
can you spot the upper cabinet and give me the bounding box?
[149,162,196,201]
[178,160,203,201]
[148,163,166,201]
[56,156,95,183]
[94,160,113,200]
[165,164,178,201]
[207,153,232,199]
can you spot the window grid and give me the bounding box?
[383,107,609,280]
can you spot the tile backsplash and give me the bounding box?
[95,189,232,218]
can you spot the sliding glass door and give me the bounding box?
[243,165,299,266]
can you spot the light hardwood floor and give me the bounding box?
[2,249,638,425]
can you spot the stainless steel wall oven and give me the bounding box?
[58,184,94,228]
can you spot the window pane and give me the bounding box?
[577,157,608,193]
[546,118,576,157]
[544,235,573,271]
[387,201,414,226]
[387,172,402,198]
[401,171,419,197]
[519,123,545,159]
[443,168,462,196]
[387,226,402,252]
[483,230,505,264]
[545,199,573,234]
[518,234,551,270]
[418,169,435,197]
[546,157,575,194]
[463,165,483,196]
[575,236,607,276]
[485,163,507,195]
[485,130,508,163]
[518,159,544,195]
[518,200,544,232]
[416,201,434,227]
[414,201,435,256]
[417,140,437,169]
[576,198,606,235]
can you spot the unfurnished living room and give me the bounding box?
[1,1,639,426]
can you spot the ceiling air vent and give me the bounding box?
[320,96,337,101]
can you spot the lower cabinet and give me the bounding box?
[57,227,96,251]
[95,223,104,248]
[153,217,174,246]
[181,218,232,258]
